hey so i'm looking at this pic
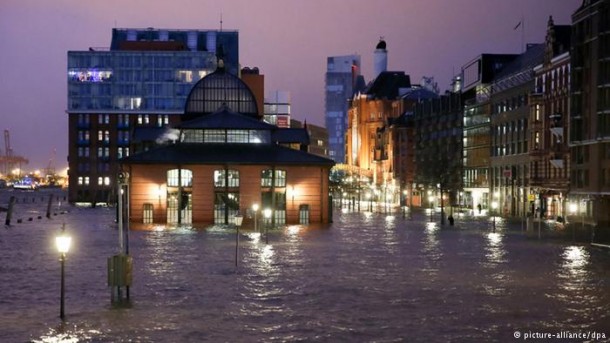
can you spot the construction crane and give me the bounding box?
[0,129,29,178]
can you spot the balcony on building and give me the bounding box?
[549,152,564,169]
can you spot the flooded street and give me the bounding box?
[1,189,610,342]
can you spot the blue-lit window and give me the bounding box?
[78,130,90,144]
[68,69,112,82]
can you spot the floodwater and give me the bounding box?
[1,189,610,342]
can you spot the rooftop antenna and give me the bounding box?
[220,12,223,31]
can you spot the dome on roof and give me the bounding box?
[375,39,386,50]
[183,69,260,121]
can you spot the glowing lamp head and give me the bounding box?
[56,234,72,254]
[569,203,578,214]
[263,208,272,219]
[234,214,244,227]
[492,201,499,210]
[252,203,259,212]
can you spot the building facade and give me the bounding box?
[122,68,334,226]
[570,0,610,240]
[461,54,517,212]
[67,28,239,204]
[530,17,572,220]
[345,70,412,207]
[413,92,462,211]
[264,91,291,127]
[490,44,544,218]
[325,55,362,163]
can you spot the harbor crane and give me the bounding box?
[0,129,29,177]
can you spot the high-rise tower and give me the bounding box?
[324,55,362,163]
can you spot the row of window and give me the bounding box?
[534,64,570,93]
[77,114,169,127]
[181,129,271,144]
[77,176,111,186]
[166,169,288,188]
[77,147,130,159]
[493,93,528,115]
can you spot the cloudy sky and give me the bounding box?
[0,0,580,170]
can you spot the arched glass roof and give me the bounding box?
[183,69,259,121]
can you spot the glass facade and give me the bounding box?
[325,55,361,163]
[67,28,240,204]
[67,51,216,112]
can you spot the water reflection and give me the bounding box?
[558,245,590,292]
[485,232,506,265]
[421,222,441,278]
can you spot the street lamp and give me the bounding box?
[252,203,259,232]
[491,201,499,231]
[234,213,243,268]
[263,208,272,244]
[569,202,578,242]
[55,224,72,320]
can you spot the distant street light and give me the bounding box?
[55,224,72,320]
[234,213,243,268]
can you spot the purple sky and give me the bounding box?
[0,0,580,171]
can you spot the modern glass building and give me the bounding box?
[67,28,239,203]
[324,55,361,163]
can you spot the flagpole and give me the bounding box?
[521,14,525,53]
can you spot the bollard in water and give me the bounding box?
[5,196,16,226]
[46,194,54,219]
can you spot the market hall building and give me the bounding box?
[121,64,334,227]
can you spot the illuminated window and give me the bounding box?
[98,177,103,185]
[84,177,89,185]
[214,170,239,188]
[167,169,193,187]
[104,177,110,186]
[227,130,248,143]
[78,177,83,185]
[204,130,225,142]
[261,170,286,187]
[68,69,112,82]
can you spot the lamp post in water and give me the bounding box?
[55,224,72,320]
[263,208,272,244]
[234,213,243,268]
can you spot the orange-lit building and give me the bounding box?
[345,69,412,205]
